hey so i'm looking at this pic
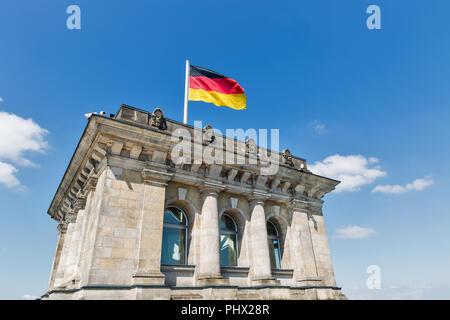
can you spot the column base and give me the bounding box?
[132,271,165,285]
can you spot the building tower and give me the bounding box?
[42,105,346,300]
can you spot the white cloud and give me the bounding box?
[0,111,49,166]
[0,97,3,103]
[372,177,434,194]
[309,154,387,192]
[334,225,376,239]
[0,111,49,189]
[22,294,38,300]
[309,120,327,135]
[0,162,20,187]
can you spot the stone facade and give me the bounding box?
[42,105,346,300]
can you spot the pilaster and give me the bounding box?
[132,166,173,285]
[287,198,322,286]
[307,199,337,286]
[47,223,68,290]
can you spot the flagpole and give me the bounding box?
[183,60,190,124]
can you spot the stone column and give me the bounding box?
[288,199,321,286]
[132,167,172,285]
[196,182,225,284]
[249,194,276,283]
[47,223,68,290]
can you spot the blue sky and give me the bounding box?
[1,0,449,299]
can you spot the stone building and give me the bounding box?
[42,105,346,300]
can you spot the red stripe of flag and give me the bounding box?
[189,76,245,95]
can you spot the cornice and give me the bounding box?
[47,108,340,222]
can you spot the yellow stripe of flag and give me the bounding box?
[189,88,246,110]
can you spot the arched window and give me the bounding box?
[267,221,281,269]
[220,214,238,267]
[161,207,188,265]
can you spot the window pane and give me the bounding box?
[164,208,186,225]
[268,239,281,269]
[220,234,237,267]
[220,215,236,232]
[267,222,277,237]
[161,227,186,264]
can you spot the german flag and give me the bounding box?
[188,65,246,110]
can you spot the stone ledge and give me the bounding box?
[161,264,195,273]
[41,285,346,300]
[221,266,250,275]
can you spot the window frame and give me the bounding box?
[161,206,189,265]
[267,220,282,269]
[219,213,239,267]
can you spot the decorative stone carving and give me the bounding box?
[230,197,239,209]
[282,149,295,167]
[273,205,281,215]
[240,172,251,184]
[245,138,257,156]
[130,145,143,159]
[72,197,86,213]
[270,179,281,190]
[151,150,167,164]
[111,141,124,155]
[57,222,68,233]
[178,187,188,201]
[227,168,238,182]
[65,214,77,224]
[207,164,222,177]
[203,125,215,144]
[295,184,306,195]
[91,143,107,162]
[150,108,167,130]
[254,175,268,189]
[280,181,291,193]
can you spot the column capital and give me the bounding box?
[308,198,324,216]
[141,168,172,187]
[57,222,68,233]
[287,198,309,212]
[247,190,269,202]
[199,181,224,197]
[65,213,77,224]
[247,191,270,210]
